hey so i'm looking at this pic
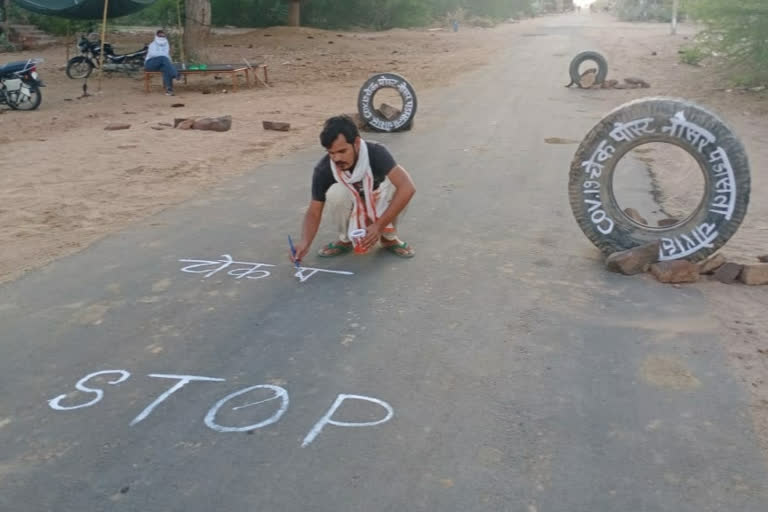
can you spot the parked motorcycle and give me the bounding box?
[0,58,44,111]
[66,34,148,79]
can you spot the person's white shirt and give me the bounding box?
[145,35,170,61]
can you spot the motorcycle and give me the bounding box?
[66,34,148,79]
[0,58,44,111]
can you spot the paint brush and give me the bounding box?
[288,235,301,272]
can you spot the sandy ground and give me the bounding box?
[3,17,765,282]
[0,23,498,284]
[2,12,768,456]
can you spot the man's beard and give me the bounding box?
[341,145,359,171]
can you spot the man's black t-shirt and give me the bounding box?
[311,141,396,202]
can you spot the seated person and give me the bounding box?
[144,29,179,96]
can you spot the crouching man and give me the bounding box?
[290,115,416,263]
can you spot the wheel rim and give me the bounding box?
[70,62,90,78]
[10,87,40,110]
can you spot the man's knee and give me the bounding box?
[325,184,354,208]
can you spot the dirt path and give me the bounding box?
[0,23,508,284]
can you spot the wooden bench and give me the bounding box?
[144,63,269,93]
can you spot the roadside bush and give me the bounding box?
[0,31,17,52]
[10,0,537,32]
[116,0,180,26]
[684,0,768,85]
[616,0,680,22]
[466,16,497,28]
[679,45,706,66]
[6,4,95,36]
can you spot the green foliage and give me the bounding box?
[466,0,532,19]
[311,0,534,29]
[11,0,535,32]
[616,0,676,22]
[116,0,181,26]
[300,0,431,30]
[209,0,289,27]
[178,0,535,30]
[30,17,93,36]
[0,31,17,52]
[731,73,758,88]
[120,0,289,29]
[679,45,705,66]
[685,0,768,84]
[6,3,98,35]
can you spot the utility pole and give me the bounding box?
[671,0,679,35]
[98,0,109,91]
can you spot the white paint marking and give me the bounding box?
[204,385,289,432]
[48,370,131,411]
[294,267,354,283]
[129,374,225,426]
[231,395,281,411]
[179,255,351,284]
[301,394,394,447]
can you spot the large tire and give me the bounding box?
[357,73,417,132]
[66,57,94,79]
[568,51,608,88]
[568,97,750,262]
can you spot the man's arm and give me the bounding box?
[363,165,416,248]
[292,200,325,262]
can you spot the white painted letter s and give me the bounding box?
[48,370,131,411]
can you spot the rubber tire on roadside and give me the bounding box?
[7,84,42,111]
[568,97,750,263]
[66,57,94,79]
[568,51,608,88]
[357,73,417,132]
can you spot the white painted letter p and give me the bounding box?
[302,394,393,447]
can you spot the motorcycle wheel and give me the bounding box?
[66,57,94,79]
[125,63,141,78]
[8,84,42,111]
[126,56,146,78]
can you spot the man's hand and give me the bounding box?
[362,222,382,250]
[291,200,324,264]
[290,240,310,264]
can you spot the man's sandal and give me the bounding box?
[383,241,415,258]
[317,241,354,257]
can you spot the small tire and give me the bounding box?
[357,73,417,132]
[568,51,608,88]
[7,83,42,111]
[568,97,750,262]
[66,57,94,79]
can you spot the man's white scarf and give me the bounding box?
[330,139,394,239]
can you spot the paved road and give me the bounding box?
[2,14,767,512]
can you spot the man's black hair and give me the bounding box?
[320,115,359,149]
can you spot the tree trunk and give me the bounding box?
[184,0,211,62]
[288,0,301,27]
[1,0,11,36]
